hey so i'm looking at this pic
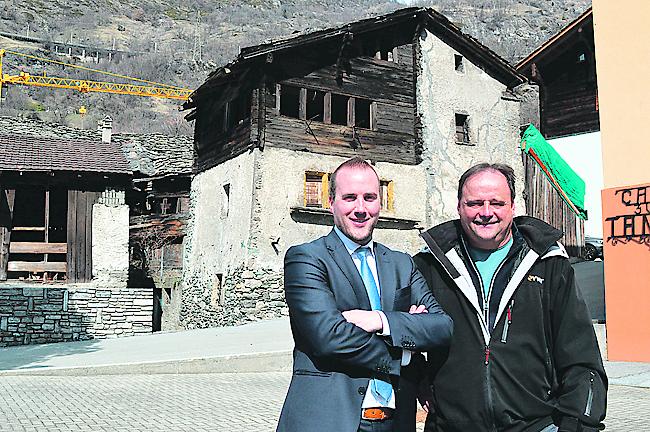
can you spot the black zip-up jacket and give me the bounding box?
[413,216,607,432]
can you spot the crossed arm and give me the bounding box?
[284,245,452,375]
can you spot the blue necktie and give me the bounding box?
[356,247,393,404]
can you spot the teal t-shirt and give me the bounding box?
[468,237,514,299]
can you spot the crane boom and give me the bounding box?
[0,49,192,100]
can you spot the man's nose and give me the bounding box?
[354,198,367,214]
[479,201,493,217]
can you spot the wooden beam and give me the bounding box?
[9,242,67,254]
[12,226,46,231]
[7,261,67,273]
[0,189,16,281]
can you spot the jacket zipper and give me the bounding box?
[584,371,595,416]
[501,299,514,343]
[484,346,497,431]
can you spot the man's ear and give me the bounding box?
[328,197,334,212]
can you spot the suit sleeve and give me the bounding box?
[284,245,402,376]
[382,255,453,353]
[549,260,607,432]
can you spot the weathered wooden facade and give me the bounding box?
[179,7,530,329]
[521,150,584,257]
[0,134,131,283]
[516,8,601,253]
[517,8,598,139]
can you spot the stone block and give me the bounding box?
[22,288,44,297]
[242,270,255,279]
[244,279,263,289]
[132,298,153,306]
[96,290,112,298]
[41,324,55,330]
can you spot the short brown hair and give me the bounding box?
[458,163,516,202]
[328,157,378,200]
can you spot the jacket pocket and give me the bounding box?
[294,369,332,377]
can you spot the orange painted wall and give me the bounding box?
[602,184,650,361]
[593,0,650,360]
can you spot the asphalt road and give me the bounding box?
[572,259,605,322]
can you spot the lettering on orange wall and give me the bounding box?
[606,186,650,247]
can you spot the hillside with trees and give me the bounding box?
[0,0,590,134]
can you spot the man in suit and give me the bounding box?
[277,157,453,432]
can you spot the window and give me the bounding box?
[455,113,470,145]
[304,172,329,208]
[331,94,349,126]
[223,184,230,217]
[379,180,394,212]
[454,54,464,73]
[276,84,376,130]
[377,49,395,62]
[302,172,392,211]
[355,98,372,129]
[280,84,301,118]
[306,89,325,122]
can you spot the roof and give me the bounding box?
[184,7,525,111]
[0,133,132,174]
[0,116,193,177]
[516,8,593,72]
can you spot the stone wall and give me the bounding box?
[0,285,152,347]
[93,191,130,286]
[416,28,528,227]
[179,264,286,329]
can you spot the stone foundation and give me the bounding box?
[0,285,153,347]
[179,265,287,329]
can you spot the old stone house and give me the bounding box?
[0,115,193,345]
[179,7,537,329]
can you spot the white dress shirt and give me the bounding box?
[333,227,412,409]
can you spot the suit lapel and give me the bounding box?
[325,230,371,310]
[375,243,396,312]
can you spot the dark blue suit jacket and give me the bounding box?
[277,230,452,432]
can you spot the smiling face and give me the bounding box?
[329,165,381,245]
[457,169,514,250]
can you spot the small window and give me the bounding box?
[223,184,230,217]
[331,94,349,126]
[379,180,394,211]
[306,89,325,122]
[454,54,464,73]
[355,99,372,129]
[280,85,301,118]
[304,172,329,208]
[455,113,470,145]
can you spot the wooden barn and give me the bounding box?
[517,7,602,248]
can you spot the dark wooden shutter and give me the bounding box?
[0,189,16,281]
[67,191,99,283]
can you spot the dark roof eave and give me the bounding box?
[516,7,593,72]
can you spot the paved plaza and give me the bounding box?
[0,372,648,431]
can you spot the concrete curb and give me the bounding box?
[0,350,293,377]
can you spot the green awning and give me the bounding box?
[520,124,587,219]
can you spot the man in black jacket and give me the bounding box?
[413,163,607,432]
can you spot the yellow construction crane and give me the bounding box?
[0,49,192,100]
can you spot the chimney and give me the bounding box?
[101,116,113,143]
